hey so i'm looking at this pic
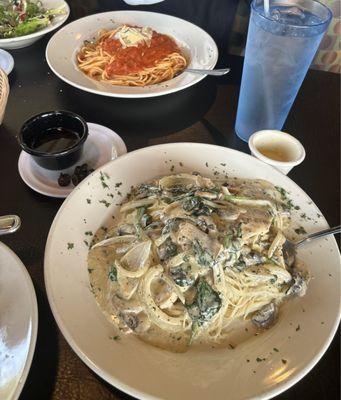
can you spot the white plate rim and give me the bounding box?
[17,122,127,198]
[0,241,38,400]
[45,10,219,98]
[44,142,341,400]
[0,0,70,45]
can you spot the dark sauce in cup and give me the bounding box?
[30,127,81,154]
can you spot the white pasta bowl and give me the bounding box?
[0,0,69,50]
[46,11,218,98]
[44,143,340,400]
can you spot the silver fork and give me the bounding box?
[185,67,230,76]
[283,225,341,267]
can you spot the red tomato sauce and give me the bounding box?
[102,32,181,76]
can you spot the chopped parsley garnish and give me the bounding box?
[273,347,279,352]
[285,199,295,211]
[296,324,300,331]
[85,231,93,236]
[87,268,94,274]
[110,335,120,341]
[100,171,110,189]
[99,199,111,208]
[275,186,298,210]
[108,264,117,282]
[86,198,91,204]
[294,226,307,235]
[67,242,74,250]
[281,359,287,364]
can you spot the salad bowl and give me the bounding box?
[0,0,69,49]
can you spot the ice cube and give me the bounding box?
[271,6,306,24]
[283,6,305,18]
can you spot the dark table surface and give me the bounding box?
[0,11,340,400]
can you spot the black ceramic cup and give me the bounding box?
[19,110,88,170]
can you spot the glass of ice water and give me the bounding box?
[235,0,332,142]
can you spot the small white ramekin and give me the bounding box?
[248,130,306,175]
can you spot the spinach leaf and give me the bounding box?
[192,239,213,267]
[135,206,152,234]
[182,196,212,216]
[136,183,161,198]
[162,218,180,235]
[166,185,189,195]
[170,264,195,287]
[187,279,221,326]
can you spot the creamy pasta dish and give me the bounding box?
[88,173,308,352]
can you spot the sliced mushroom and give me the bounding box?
[215,203,244,221]
[119,311,151,333]
[157,237,178,262]
[242,250,264,266]
[196,215,217,234]
[286,269,309,297]
[251,302,278,329]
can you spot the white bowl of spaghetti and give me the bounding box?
[44,143,341,400]
[46,11,218,98]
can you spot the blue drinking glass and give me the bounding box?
[235,0,332,142]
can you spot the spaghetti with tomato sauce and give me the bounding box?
[77,25,187,87]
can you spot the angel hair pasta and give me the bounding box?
[88,173,309,352]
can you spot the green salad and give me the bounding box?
[0,0,65,39]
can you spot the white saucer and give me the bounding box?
[0,241,38,400]
[18,122,127,198]
[0,49,14,75]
